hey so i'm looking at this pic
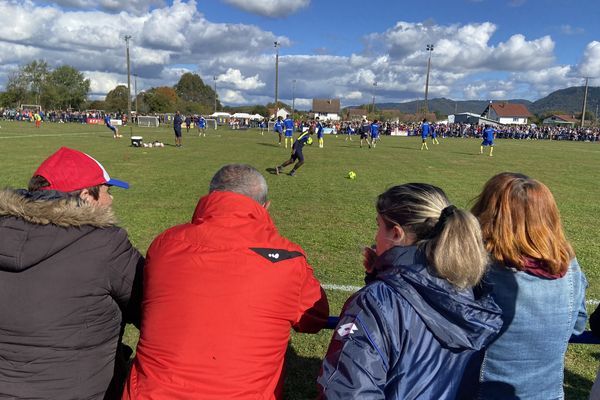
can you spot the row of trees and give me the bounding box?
[0,62,225,116]
[0,60,90,110]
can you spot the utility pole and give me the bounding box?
[424,44,434,114]
[292,79,296,113]
[124,35,132,135]
[213,75,218,113]
[134,74,138,114]
[581,77,589,128]
[274,41,280,118]
[371,81,377,113]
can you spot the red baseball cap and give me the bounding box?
[34,147,129,192]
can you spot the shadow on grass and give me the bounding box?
[565,367,594,399]
[257,142,281,148]
[283,344,322,400]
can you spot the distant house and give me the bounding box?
[312,98,341,121]
[268,107,290,120]
[480,102,533,125]
[343,108,367,121]
[542,114,578,127]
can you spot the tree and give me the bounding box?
[143,86,178,113]
[21,60,50,105]
[105,85,129,112]
[174,72,221,111]
[45,66,90,109]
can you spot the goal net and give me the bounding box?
[204,118,217,130]
[137,115,160,128]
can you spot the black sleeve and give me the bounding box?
[590,305,600,337]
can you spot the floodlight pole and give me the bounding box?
[372,81,377,113]
[124,35,132,135]
[134,73,138,114]
[292,79,296,113]
[274,41,280,118]
[581,77,589,128]
[424,44,434,114]
[213,75,218,113]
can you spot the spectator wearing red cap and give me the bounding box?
[0,147,144,399]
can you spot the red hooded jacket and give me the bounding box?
[123,191,328,399]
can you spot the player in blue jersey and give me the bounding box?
[316,117,324,148]
[345,123,354,141]
[370,120,381,148]
[274,116,284,145]
[420,119,430,150]
[185,115,191,133]
[197,116,206,137]
[431,123,440,144]
[481,124,496,156]
[104,114,120,139]
[283,115,294,149]
[274,130,314,176]
[259,119,266,135]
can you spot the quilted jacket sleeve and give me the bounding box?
[106,227,145,328]
[317,289,392,400]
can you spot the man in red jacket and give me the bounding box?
[124,164,329,400]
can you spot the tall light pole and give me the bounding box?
[213,75,218,113]
[134,73,138,114]
[371,81,377,113]
[424,44,434,114]
[274,41,280,118]
[124,35,132,133]
[581,77,589,128]
[292,79,296,113]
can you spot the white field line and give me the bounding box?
[322,283,600,305]
[0,131,101,139]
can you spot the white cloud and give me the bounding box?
[222,0,309,17]
[220,89,246,104]
[579,41,600,78]
[218,68,265,90]
[35,0,167,15]
[560,24,584,35]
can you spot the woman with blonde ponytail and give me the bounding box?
[318,183,503,400]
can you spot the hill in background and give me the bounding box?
[363,86,600,117]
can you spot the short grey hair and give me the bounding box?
[209,164,268,204]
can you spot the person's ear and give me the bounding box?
[263,200,271,210]
[79,188,92,203]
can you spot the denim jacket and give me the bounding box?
[476,258,587,400]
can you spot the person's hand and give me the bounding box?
[363,246,377,274]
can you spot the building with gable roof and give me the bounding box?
[312,98,341,121]
[480,102,533,125]
[542,114,578,127]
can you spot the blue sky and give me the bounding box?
[0,0,598,109]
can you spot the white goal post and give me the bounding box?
[202,118,218,130]
[137,115,160,128]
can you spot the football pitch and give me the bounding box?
[1,120,599,398]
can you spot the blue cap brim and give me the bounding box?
[107,178,129,189]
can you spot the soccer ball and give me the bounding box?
[348,171,357,179]
[306,137,313,145]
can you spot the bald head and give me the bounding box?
[209,164,268,205]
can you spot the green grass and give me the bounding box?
[1,120,599,398]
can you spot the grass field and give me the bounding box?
[1,120,599,398]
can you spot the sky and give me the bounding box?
[1,0,599,110]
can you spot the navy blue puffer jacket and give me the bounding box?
[318,246,502,399]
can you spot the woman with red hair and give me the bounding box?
[470,172,587,400]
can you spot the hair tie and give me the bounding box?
[429,205,458,238]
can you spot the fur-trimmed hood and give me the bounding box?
[0,188,116,227]
[0,188,118,272]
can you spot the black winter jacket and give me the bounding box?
[0,189,144,399]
